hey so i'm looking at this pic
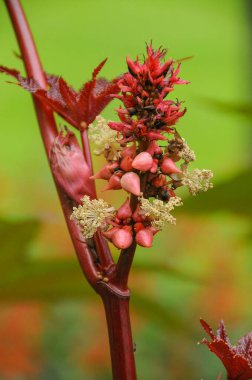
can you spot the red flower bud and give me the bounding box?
[102,227,119,240]
[146,141,163,156]
[102,174,122,191]
[121,145,137,158]
[152,174,166,188]
[120,156,133,171]
[160,158,182,175]
[133,222,144,233]
[147,131,167,141]
[120,172,141,196]
[132,152,153,172]
[117,198,132,219]
[112,228,133,249]
[132,204,146,222]
[90,164,113,180]
[136,228,153,247]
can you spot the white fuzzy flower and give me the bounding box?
[89,115,120,159]
[179,139,196,163]
[139,196,183,229]
[182,168,213,196]
[70,195,115,239]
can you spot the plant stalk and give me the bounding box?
[4,1,138,379]
[102,291,137,380]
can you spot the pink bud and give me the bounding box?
[90,164,112,180]
[120,172,141,196]
[146,141,162,156]
[132,152,153,172]
[121,145,136,158]
[120,156,133,171]
[112,228,133,249]
[136,229,153,247]
[132,204,146,222]
[160,158,182,175]
[117,198,132,219]
[146,141,157,155]
[102,174,122,191]
[102,227,119,240]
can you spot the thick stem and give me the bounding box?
[102,292,137,380]
[4,0,99,287]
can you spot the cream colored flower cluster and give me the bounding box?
[179,139,196,163]
[182,168,213,196]
[70,195,115,239]
[139,196,183,229]
[89,116,120,159]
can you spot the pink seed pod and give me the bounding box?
[102,227,119,240]
[132,152,153,172]
[90,164,113,180]
[112,228,133,249]
[120,145,136,158]
[150,158,158,173]
[132,204,146,222]
[117,197,132,219]
[102,174,122,191]
[120,156,133,171]
[160,158,182,175]
[120,172,141,196]
[136,228,153,247]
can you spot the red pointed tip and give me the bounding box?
[92,58,108,79]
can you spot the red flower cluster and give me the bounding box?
[200,319,252,380]
[0,44,213,251]
[109,44,188,142]
[85,44,193,248]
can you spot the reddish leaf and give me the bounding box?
[0,60,120,130]
[200,319,252,380]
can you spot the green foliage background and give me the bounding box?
[0,0,251,379]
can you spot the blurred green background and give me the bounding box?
[0,0,251,379]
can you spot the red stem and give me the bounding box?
[4,0,99,288]
[102,292,137,380]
